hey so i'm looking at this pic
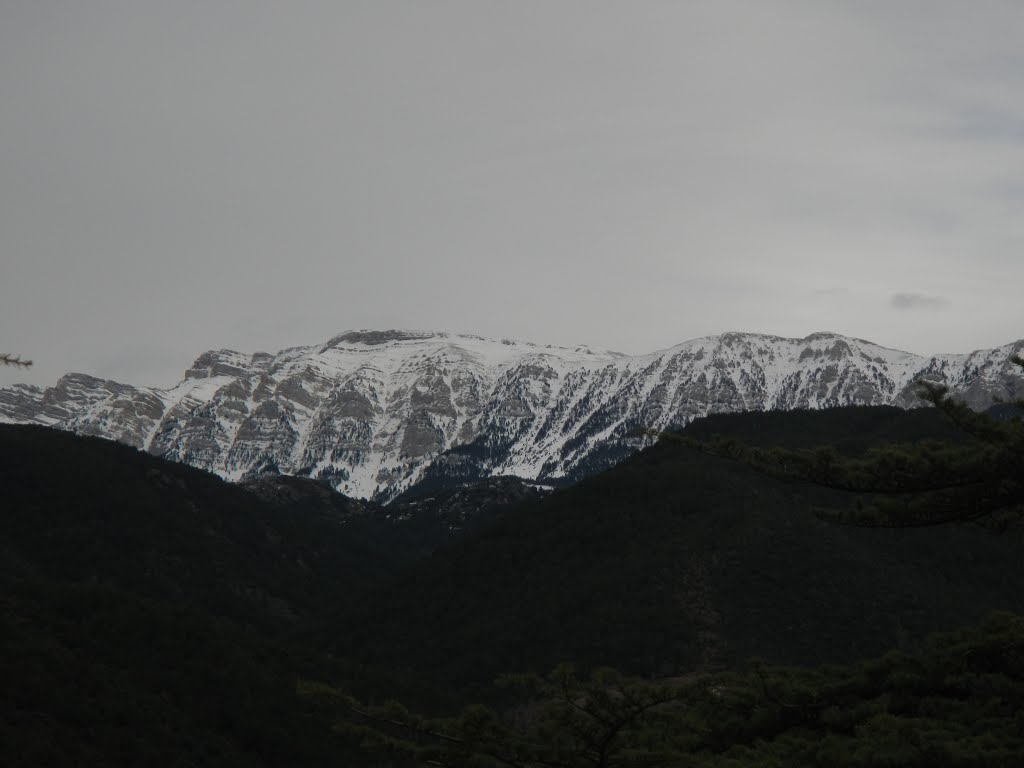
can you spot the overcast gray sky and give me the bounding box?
[2,1,1023,388]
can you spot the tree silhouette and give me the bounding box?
[302,666,696,767]
[1,353,32,368]
[652,355,1024,528]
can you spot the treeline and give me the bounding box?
[307,611,1024,767]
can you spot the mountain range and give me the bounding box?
[2,329,1021,500]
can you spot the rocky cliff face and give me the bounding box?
[2,329,1021,501]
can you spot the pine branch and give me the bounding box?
[816,491,1022,529]
[645,381,1024,528]
[917,381,1010,445]
[656,432,991,495]
[0,353,32,368]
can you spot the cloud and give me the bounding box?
[890,293,952,311]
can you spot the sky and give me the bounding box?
[2,1,1023,388]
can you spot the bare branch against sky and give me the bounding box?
[2,1,1022,386]
[0,354,33,368]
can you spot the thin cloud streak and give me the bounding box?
[891,293,953,311]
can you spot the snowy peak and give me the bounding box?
[185,349,273,380]
[2,330,1022,501]
[325,329,443,347]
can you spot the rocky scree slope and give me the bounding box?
[1,329,1021,501]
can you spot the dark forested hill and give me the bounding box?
[0,424,415,622]
[3,407,1023,764]
[0,424,419,765]
[328,406,1024,706]
[0,424,551,764]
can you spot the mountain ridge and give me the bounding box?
[2,329,1022,500]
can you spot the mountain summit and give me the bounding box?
[2,330,1021,500]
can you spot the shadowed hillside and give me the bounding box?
[328,406,1024,705]
[3,407,1023,764]
[0,424,555,764]
[0,424,425,765]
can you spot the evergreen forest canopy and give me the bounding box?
[2,365,1023,766]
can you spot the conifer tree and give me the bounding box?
[0,353,32,367]
[654,355,1024,528]
[302,666,695,767]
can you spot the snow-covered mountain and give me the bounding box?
[2,329,1022,501]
